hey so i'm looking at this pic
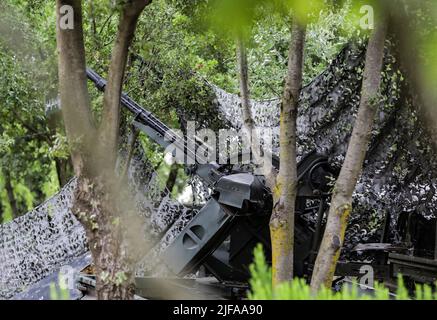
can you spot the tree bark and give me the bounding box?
[310,18,387,293]
[269,19,306,286]
[73,176,136,300]
[3,168,19,219]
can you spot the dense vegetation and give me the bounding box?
[248,245,437,300]
[1,0,437,299]
[0,0,359,222]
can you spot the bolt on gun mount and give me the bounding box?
[86,68,274,280]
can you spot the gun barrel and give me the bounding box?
[85,68,210,168]
[86,68,107,92]
[86,68,171,139]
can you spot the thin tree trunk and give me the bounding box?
[236,36,275,184]
[47,100,73,188]
[269,19,306,286]
[310,18,387,293]
[54,158,64,188]
[0,200,3,224]
[3,169,19,219]
[54,157,72,187]
[164,163,179,196]
[236,36,255,135]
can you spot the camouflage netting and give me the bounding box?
[212,41,437,259]
[0,130,196,299]
[2,41,437,299]
[0,179,85,299]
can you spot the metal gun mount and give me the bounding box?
[86,69,336,295]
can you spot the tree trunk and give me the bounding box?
[163,163,179,196]
[56,0,151,299]
[236,35,261,171]
[310,18,387,293]
[46,97,73,188]
[3,169,19,219]
[269,19,306,286]
[54,157,73,187]
[73,176,136,299]
[56,0,96,176]
[236,35,274,182]
[0,199,3,224]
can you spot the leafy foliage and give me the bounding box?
[0,2,62,221]
[248,244,437,300]
[0,0,372,218]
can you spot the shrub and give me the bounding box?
[248,244,437,300]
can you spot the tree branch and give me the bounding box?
[98,0,152,170]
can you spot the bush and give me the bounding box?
[248,244,437,300]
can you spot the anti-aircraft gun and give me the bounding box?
[86,69,437,298]
[8,67,436,300]
[85,69,336,297]
[8,46,437,299]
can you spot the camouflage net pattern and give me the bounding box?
[0,179,85,299]
[212,42,437,259]
[2,42,437,299]
[0,131,196,299]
